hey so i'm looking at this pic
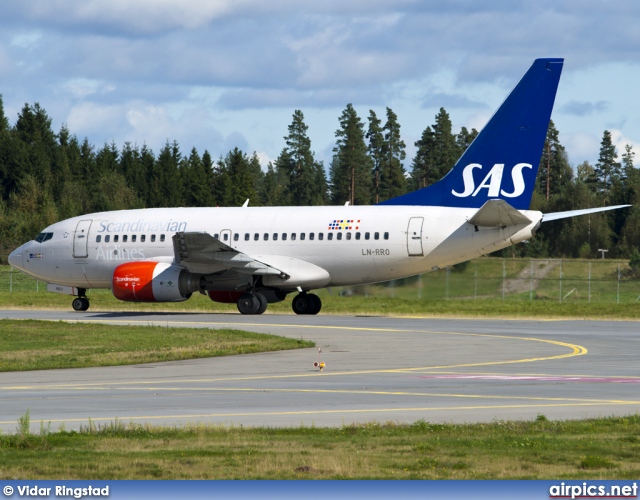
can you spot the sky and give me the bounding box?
[2,0,640,173]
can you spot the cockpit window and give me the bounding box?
[35,232,53,243]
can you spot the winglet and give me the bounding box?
[381,58,564,209]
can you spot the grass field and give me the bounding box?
[2,415,639,479]
[0,319,313,371]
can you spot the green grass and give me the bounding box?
[1,415,639,479]
[0,319,314,371]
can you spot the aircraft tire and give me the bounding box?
[72,297,89,312]
[255,293,268,315]
[292,293,315,315]
[237,293,260,315]
[306,293,321,315]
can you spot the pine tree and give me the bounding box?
[182,148,213,207]
[411,108,463,190]
[456,126,478,154]
[150,140,183,207]
[279,110,326,205]
[379,107,406,201]
[261,162,279,206]
[330,104,372,205]
[536,120,573,200]
[593,130,621,204]
[0,95,12,200]
[366,110,385,203]
[248,152,265,205]
[431,108,459,179]
[219,148,257,206]
[411,125,436,190]
[14,103,57,193]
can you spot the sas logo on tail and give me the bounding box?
[452,163,532,198]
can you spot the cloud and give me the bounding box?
[4,1,640,169]
[562,100,610,116]
[609,129,640,165]
[563,131,600,166]
[421,92,485,109]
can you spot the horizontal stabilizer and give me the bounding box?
[468,199,532,227]
[543,205,631,222]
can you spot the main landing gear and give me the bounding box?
[71,289,90,311]
[292,292,321,315]
[236,292,268,315]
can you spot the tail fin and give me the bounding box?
[382,58,564,209]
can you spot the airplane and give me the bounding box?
[7,58,629,315]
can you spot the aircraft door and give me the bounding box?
[407,217,424,256]
[73,219,93,258]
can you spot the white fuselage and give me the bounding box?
[10,204,542,292]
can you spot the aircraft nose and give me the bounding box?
[8,246,24,270]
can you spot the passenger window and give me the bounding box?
[282,233,287,241]
[291,233,296,241]
[141,235,146,243]
[105,235,110,243]
[309,233,315,241]
[160,234,165,242]
[318,233,323,241]
[264,233,269,241]
[273,233,278,241]
[300,233,305,241]
[254,233,259,241]
[151,235,156,242]
[234,233,239,241]
[214,234,219,240]
[132,235,137,243]
[223,233,228,241]
[96,235,101,243]
[374,232,379,240]
[365,232,370,240]
[346,232,352,240]
[337,233,342,240]
[384,232,389,240]
[355,232,361,240]
[328,233,333,241]
[244,233,250,241]
[114,235,119,243]
[123,235,128,243]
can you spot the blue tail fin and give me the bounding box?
[381,58,564,209]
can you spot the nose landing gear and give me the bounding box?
[71,290,90,312]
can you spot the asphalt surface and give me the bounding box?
[0,310,639,431]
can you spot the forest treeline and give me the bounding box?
[1,95,639,260]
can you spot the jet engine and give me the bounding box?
[112,261,201,302]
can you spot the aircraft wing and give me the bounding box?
[542,205,631,222]
[468,199,532,227]
[172,231,287,277]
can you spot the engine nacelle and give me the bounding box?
[112,262,200,302]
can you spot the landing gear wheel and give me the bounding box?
[254,293,268,315]
[237,293,260,315]
[306,293,321,315]
[72,297,90,312]
[292,293,321,315]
